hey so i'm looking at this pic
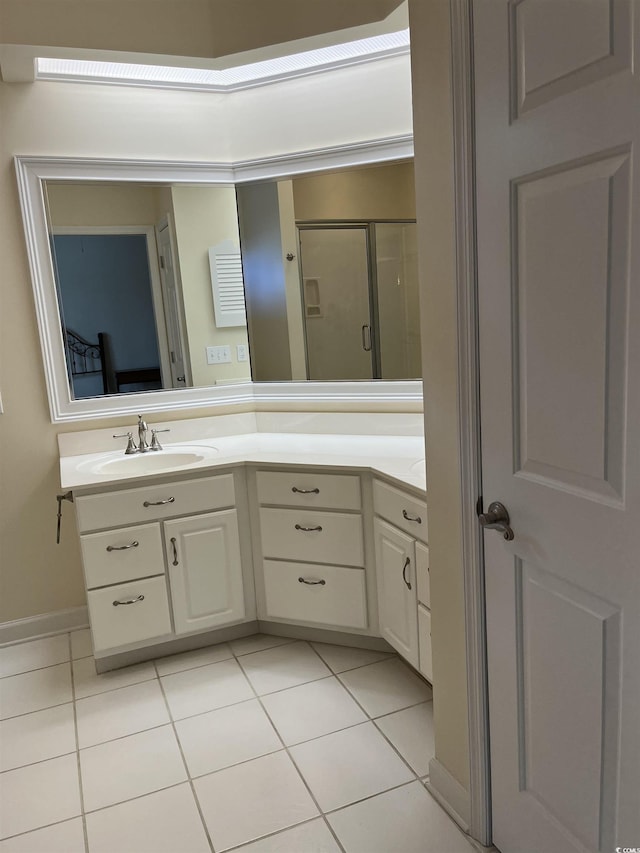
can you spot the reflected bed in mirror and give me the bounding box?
[16,152,423,422]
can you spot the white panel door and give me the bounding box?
[474,2,639,851]
[164,510,245,634]
[374,518,418,667]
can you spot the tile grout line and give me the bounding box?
[0,747,79,775]
[0,697,76,724]
[231,643,348,853]
[68,632,90,853]
[153,659,217,853]
[220,816,330,853]
[79,781,187,817]
[306,642,427,784]
[73,672,158,702]
[322,778,421,818]
[0,627,90,651]
[0,634,76,679]
[0,658,73,680]
[0,816,93,845]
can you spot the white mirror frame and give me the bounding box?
[15,138,422,423]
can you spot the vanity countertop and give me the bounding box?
[59,431,427,495]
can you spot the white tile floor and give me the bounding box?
[0,630,476,853]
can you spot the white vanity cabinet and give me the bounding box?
[253,469,369,631]
[164,510,244,635]
[75,472,246,654]
[373,479,431,679]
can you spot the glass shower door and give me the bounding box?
[298,227,374,381]
[374,222,421,379]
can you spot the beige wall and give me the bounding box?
[0,0,401,59]
[292,161,416,221]
[46,183,159,227]
[409,0,470,795]
[170,185,250,386]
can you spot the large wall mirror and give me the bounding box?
[16,150,422,422]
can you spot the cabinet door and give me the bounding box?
[164,510,245,635]
[374,518,418,667]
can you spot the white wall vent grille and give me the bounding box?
[209,241,247,328]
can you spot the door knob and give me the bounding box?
[478,501,514,541]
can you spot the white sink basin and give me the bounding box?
[77,445,219,476]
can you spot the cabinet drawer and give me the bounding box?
[88,576,172,653]
[263,560,367,629]
[373,480,428,543]
[415,541,430,608]
[418,603,433,683]
[76,474,235,532]
[81,523,165,589]
[256,471,361,510]
[260,508,363,567]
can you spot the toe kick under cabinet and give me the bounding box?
[373,479,432,680]
[253,469,372,633]
[75,472,249,655]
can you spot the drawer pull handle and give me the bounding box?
[298,577,326,586]
[170,537,179,566]
[143,497,175,507]
[294,524,323,532]
[402,556,412,590]
[106,541,139,552]
[113,594,145,606]
[292,487,320,494]
[402,509,422,524]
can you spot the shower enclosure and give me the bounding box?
[298,222,421,381]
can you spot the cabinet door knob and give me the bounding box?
[402,556,412,590]
[170,537,179,566]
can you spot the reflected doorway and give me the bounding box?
[51,231,164,399]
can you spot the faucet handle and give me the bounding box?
[150,428,170,451]
[113,432,138,455]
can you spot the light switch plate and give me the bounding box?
[236,344,248,362]
[206,346,232,364]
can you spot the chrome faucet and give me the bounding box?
[113,415,170,455]
[137,415,150,452]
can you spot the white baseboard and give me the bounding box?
[427,757,471,833]
[0,606,89,646]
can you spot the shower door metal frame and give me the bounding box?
[296,219,417,381]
